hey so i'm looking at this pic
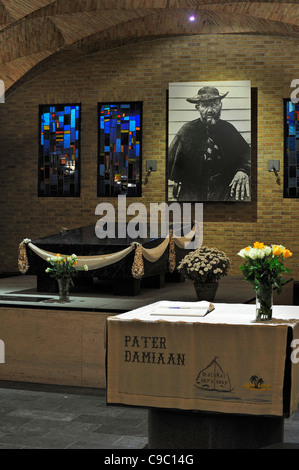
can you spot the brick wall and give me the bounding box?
[0,33,298,279]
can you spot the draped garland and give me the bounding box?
[18,227,195,280]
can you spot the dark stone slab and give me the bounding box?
[148,408,284,449]
[26,224,191,295]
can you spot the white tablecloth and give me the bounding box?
[116,301,299,325]
[106,302,299,417]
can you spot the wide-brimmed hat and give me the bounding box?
[186,86,229,104]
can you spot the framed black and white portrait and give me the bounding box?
[167,80,251,202]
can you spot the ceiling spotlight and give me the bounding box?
[189,15,196,22]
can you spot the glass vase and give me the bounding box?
[256,284,273,321]
[57,278,70,302]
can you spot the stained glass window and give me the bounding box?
[98,102,142,197]
[39,104,81,197]
[284,99,299,198]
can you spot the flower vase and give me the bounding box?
[193,282,218,302]
[256,284,273,321]
[57,278,70,302]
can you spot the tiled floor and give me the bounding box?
[0,382,148,449]
[0,381,298,449]
[284,411,299,448]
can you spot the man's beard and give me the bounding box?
[205,109,221,125]
[199,108,221,126]
[206,116,217,125]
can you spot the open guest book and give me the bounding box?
[150,300,215,317]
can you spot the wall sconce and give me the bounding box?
[143,160,157,185]
[268,160,280,185]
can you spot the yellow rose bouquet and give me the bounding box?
[45,253,88,302]
[238,242,292,320]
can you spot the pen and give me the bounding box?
[160,306,200,309]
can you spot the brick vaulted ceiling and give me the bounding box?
[1,0,299,96]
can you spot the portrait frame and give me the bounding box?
[167,80,252,203]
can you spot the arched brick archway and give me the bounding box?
[0,0,298,96]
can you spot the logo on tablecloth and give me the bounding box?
[242,375,271,391]
[194,356,232,392]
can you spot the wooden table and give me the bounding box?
[106,302,299,449]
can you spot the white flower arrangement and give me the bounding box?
[177,246,230,284]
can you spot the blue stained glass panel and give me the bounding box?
[284,99,299,198]
[64,134,70,149]
[289,123,296,135]
[39,104,81,197]
[71,109,76,128]
[129,120,136,132]
[110,127,116,142]
[116,139,121,152]
[44,113,50,126]
[287,137,296,151]
[98,102,142,197]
